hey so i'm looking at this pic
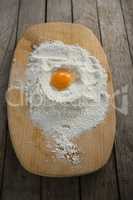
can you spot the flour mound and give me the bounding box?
[24,41,109,165]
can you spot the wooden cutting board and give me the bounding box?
[7,22,116,177]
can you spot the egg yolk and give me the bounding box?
[50,68,74,91]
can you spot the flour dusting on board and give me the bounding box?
[24,41,109,165]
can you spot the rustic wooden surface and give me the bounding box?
[8,22,116,176]
[0,0,132,199]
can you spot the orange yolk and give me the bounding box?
[50,68,74,91]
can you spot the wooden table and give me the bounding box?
[0,0,133,199]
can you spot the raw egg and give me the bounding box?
[50,68,74,91]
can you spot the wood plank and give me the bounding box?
[1,0,46,199]
[97,0,133,199]
[0,0,19,190]
[80,154,119,200]
[0,0,18,65]
[41,1,80,199]
[42,177,80,200]
[17,0,45,38]
[120,0,133,60]
[47,0,71,22]
[72,0,99,37]
[2,136,41,200]
[72,0,119,200]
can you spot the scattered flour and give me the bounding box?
[24,41,109,165]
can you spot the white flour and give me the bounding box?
[24,41,109,165]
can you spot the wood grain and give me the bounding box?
[120,0,133,60]
[42,177,80,200]
[73,0,99,37]
[1,0,46,199]
[17,0,45,39]
[2,137,40,200]
[97,0,133,199]
[47,0,72,22]
[72,0,119,199]
[0,0,19,191]
[0,0,132,198]
[8,22,116,177]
